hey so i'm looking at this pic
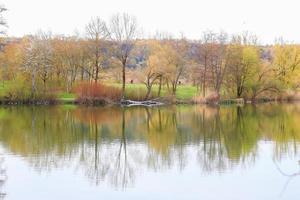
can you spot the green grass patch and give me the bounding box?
[112,83,198,100]
[0,81,15,97]
[57,92,76,103]
[174,85,198,100]
[57,92,76,99]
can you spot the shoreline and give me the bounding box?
[0,97,299,106]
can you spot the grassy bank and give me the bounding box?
[114,83,198,100]
[54,84,198,104]
[0,82,298,105]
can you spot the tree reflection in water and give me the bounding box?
[0,104,299,188]
[0,153,6,200]
[274,160,300,197]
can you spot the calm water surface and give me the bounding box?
[0,104,300,199]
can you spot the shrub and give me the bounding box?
[192,92,220,104]
[205,92,220,104]
[1,77,57,104]
[75,82,121,104]
[192,95,206,104]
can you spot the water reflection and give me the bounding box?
[0,153,6,200]
[0,104,300,190]
[274,160,300,196]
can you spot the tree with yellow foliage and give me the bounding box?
[139,40,169,100]
[273,44,300,90]
[164,39,189,95]
[226,35,260,98]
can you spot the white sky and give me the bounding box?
[2,0,300,44]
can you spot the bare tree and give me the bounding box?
[107,13,139,100]
[211,32,228,96]
[197,31,216,97]
[0,5,7,35]
[24,31,53,96]
[86,17,108,83]
[165,38,189,95]
[52,36,84,92]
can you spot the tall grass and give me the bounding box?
[75,82,121,104]
[0,78,57,104]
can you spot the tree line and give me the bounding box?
[0,12,300,102]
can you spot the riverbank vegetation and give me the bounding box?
[0,10,300,104]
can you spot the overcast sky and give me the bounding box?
[2,0,300,44]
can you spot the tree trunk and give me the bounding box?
[172,82,177,95]
[145,85,152,100]
[203,58,207,97]
[81,68,84,81]
[121,61,126,100]
[202,82,206,97]
[158,76,162,97]
[43,79,46,94]
[237,85,243,98]
[31,71,36,98]
[94,65,99,83]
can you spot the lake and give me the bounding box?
[0,104,300,199]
